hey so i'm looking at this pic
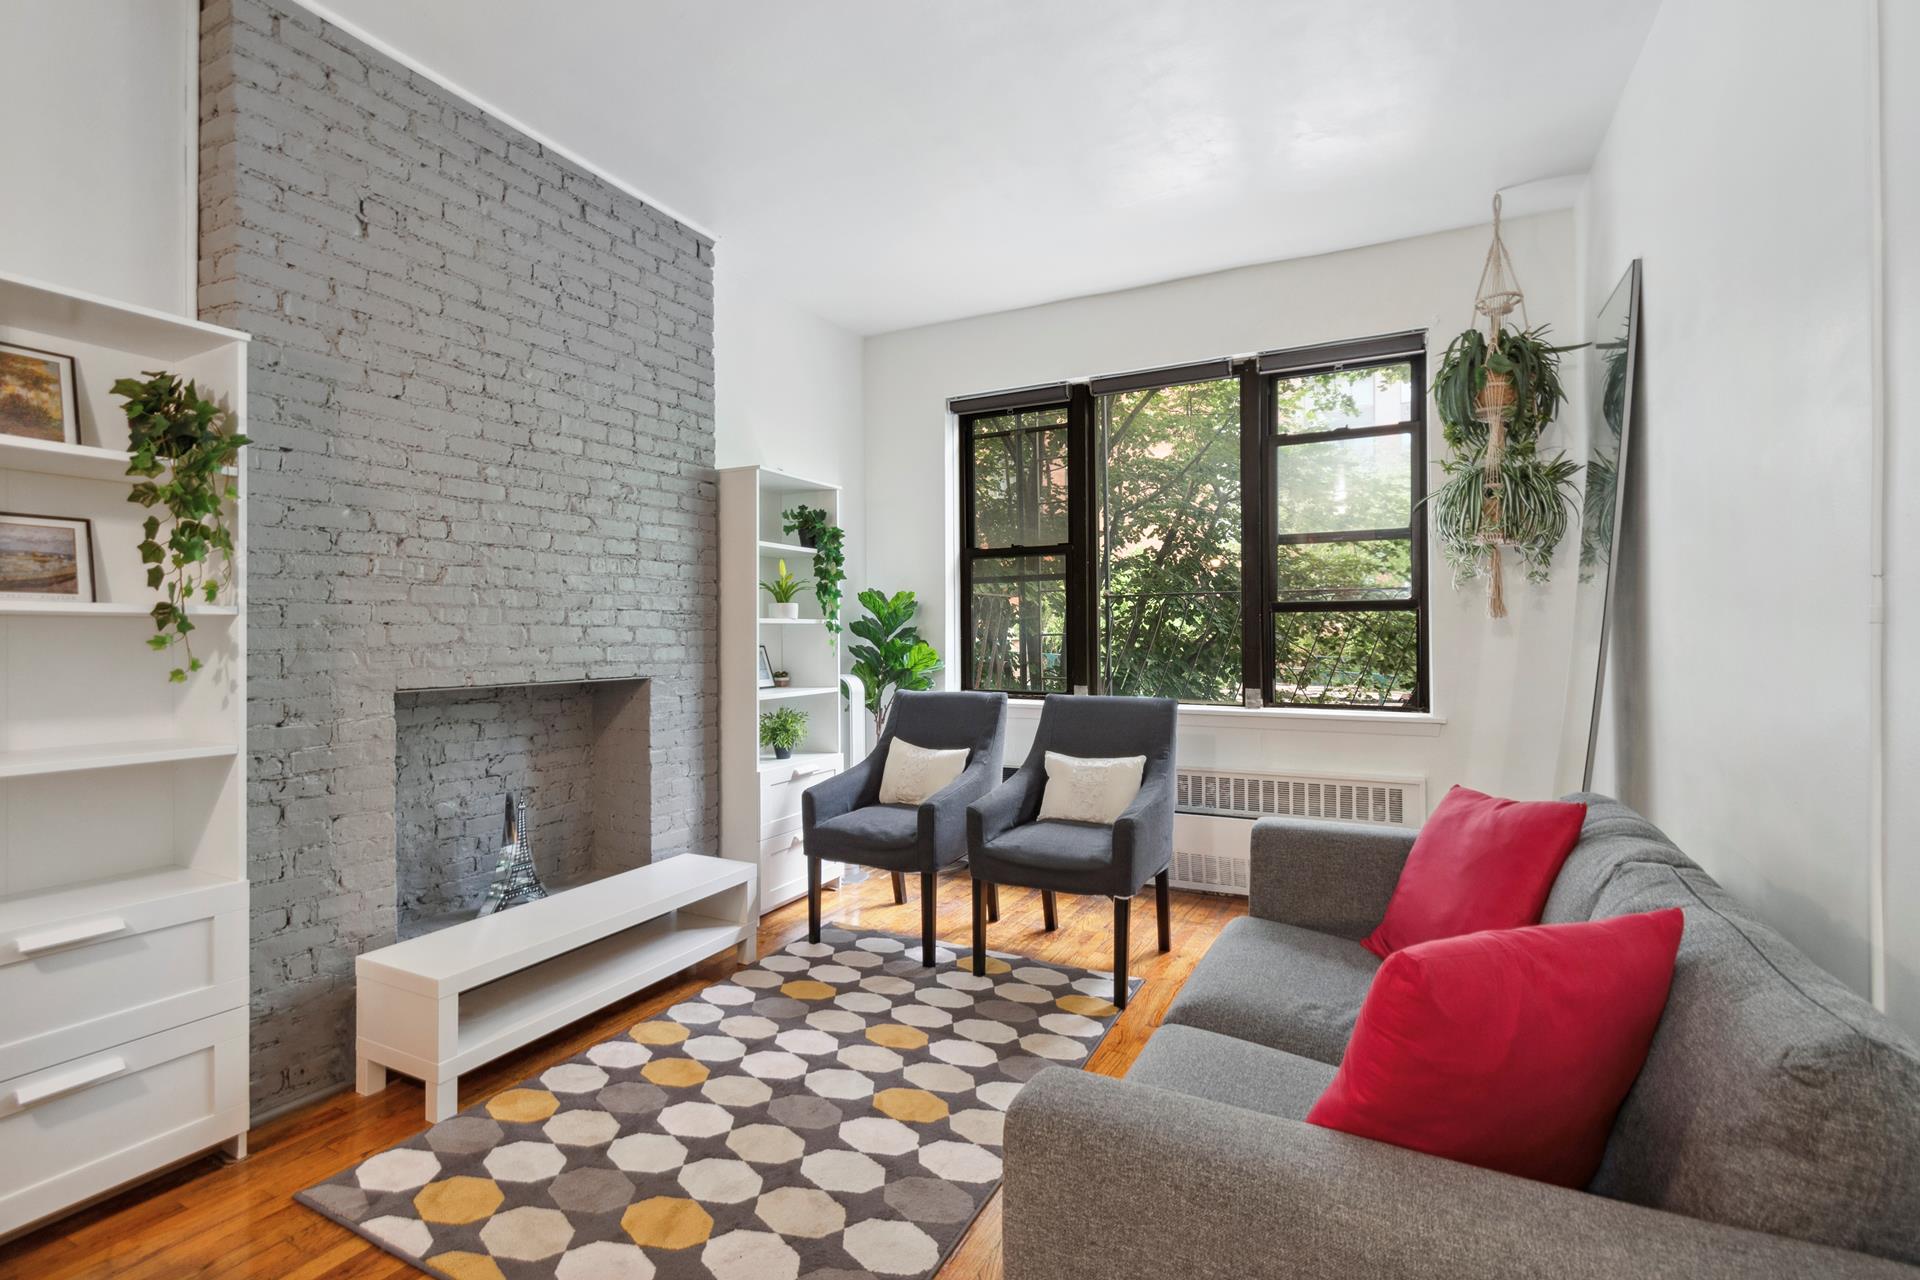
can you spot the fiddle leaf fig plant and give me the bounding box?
[116,371,248,683]
[847,588,941,736]
[782,505,845,642]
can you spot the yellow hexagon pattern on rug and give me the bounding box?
[1056,994,1118,1018]
[486,1089,560,1123]
[873,1087,950,1124]
[865,1023,929,1051]
[622,1195,714,1250]
[631,1020,691,1045]
[780,979,837,1001]
[964,956,1011,975]
[643,1058,711,1088]
[425,1252,507,1280]
[413,1175,504,1224]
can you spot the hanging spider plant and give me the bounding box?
[1433,325,1578,453]
[1432,449,1582,586]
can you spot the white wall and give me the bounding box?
[713,259,867,663]
[1881,0,1920,1034]
[862,212,1585,798]
[0,1,197,314]
[1582,0,1880,995]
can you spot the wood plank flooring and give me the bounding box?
[0,867,1242,1279]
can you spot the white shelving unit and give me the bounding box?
[0,271,248,1240]
[720,466,849,916]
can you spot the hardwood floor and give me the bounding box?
[0,867,1242,1280]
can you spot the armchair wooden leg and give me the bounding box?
[920,870,937,967]
[807,855,822,944]
[972,878,988,976]
[1113,894,1131,1011]
[1041,889,1058,931]
[987,881,1000,923]
[890,871,907,905]
[1156,869,1172,952]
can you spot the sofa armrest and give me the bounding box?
[968,762,1041,848]
[802,750,880,828]
[1003,1071,1914,1280]
[1247,814,1414,939]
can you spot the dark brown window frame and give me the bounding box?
[953,332,1429,712]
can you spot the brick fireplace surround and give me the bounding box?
[199,0,718,1114]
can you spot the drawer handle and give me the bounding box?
[13,915,130,957]
[791,766,836,780]
[11,1055,129,1109]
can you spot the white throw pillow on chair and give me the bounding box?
[1036,751,1146,825]
[878,739,970,805]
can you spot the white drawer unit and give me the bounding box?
[0,272,252,1240]
[0,871,247,1081]
[0,1008,248,1238]
[759,813,810,912]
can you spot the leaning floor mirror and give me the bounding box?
[1557,259,1642,791]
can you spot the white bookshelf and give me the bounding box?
[719,466,849,916]
[0,271,249,1240]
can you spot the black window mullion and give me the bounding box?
[1066,382,1097,693]
[1238,359,1265,706]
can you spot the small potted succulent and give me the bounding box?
[771,668,791,688]
[760,558,809,620]
[759,705,808,760]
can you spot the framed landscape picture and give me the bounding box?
[0,512,95,603]
[757,644,776,688]
[0,343,79,445]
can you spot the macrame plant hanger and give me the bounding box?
[1471,193,1528,619]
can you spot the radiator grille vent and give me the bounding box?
[1176,769,1421,827]
[1169,846,1251,893]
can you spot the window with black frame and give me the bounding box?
[960,397,1074,694]
[954,333,1428,712]
[1264,345,1428,710]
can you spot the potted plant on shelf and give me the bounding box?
[781,506,845,642]
[771,668,791,688]
[848,588,941,736]
[759,705,808,760]
[760,558,810,620]
[115,370,249,683]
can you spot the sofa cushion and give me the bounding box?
[1307,909,1683,1189]
[1539,792,1698,924]
[1126,1024,1336,1121]
[1163,916,1378,1064]
[1364,786,1586,957]
[1588,858,1920,1264]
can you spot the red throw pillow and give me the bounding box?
[1307,908,1684,1188]
[1364,786,1587,958]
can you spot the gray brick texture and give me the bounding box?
[199,0,718,1114]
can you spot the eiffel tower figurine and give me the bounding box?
[477,792,547,916]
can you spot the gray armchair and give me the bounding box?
[801,690,1007,965]
[966,694,1178,1008]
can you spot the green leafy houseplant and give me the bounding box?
[1427,325,1582,594]
[848,588,941,736]
[116,371,249,682]
[759,705,808,759]
[759,559,810,604]
[782,506,845,642]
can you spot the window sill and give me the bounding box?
[999,698,1447,737]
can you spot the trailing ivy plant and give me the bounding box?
[782,505,845,642]
[116,372,248,682]
[1426,326,1582,589]
[847,588,941,736]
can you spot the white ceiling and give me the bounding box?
[302,1,1657,335]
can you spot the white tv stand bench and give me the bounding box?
[355,855,757,1121]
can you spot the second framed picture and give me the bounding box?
[0,512,96,603]
[0,343,79,446]
[757,644,776,689]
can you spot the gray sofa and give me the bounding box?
[1003,795,1920,1279]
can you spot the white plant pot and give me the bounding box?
[769,602,800,620]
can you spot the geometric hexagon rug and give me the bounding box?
[297,926,1139,1279]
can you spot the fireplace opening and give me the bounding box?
[393,678,650,940]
